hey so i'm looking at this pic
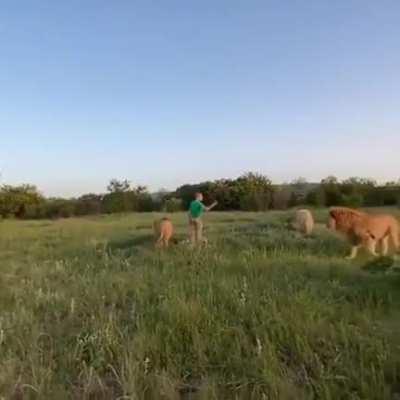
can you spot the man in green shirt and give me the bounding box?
[188,192,217,246]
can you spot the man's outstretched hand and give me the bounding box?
[207,201,218,211]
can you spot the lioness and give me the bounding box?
[328,207,399,259]
[153,217,174,248]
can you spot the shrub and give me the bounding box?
[45,199,76,219]
[0,184,44,218]
[342,193,364,208]
[163,197,183,213]
[272,188,292,210]
[305,189,325,207]
[137,194,156,212]
[240,192,272,211]
[75,194,102,216]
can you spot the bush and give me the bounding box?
[75,194,102,216]
[342,193,364,208]
[305,189,325,207]
[272,188,292,210]
[102,192,134,214]
[24,203,48,219]
[137,194,156,212]
[0,184,44,218]
[45,199,76,219]
[240,192,272,211]
[163,198,183,213]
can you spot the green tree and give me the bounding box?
[272,187,293,210]
[163,197,183,213]
[320,176,342,206]
[107,179,131,193]
[45,198,77,219]
[75,194,102,216]
[210,179,241,210]
[102,179,152,213]
[174,181,215,209]
[236,172,274,211]
[0,184,44,218]
[305,188,326,207]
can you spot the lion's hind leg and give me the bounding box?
[389,223,399,253]
[346,245,361,260]
[380,236,389,256]
[155,234,165,248]
[365,236,379,257]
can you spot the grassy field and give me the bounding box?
[1,209,400,399]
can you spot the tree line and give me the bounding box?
[0,173,399,219]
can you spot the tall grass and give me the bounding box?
[0,210,399,399]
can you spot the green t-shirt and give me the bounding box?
[189,200,206,218]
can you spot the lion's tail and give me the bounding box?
[155,229,166,248]
[156,233,165,247]
[153,220,164,247]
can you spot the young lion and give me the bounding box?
[153,217,174,248]
[328,207,400,259]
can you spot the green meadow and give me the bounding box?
[0,209,399,399]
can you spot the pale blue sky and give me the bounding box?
[1,1,399,197]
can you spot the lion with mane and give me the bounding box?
[327,207,399,259]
